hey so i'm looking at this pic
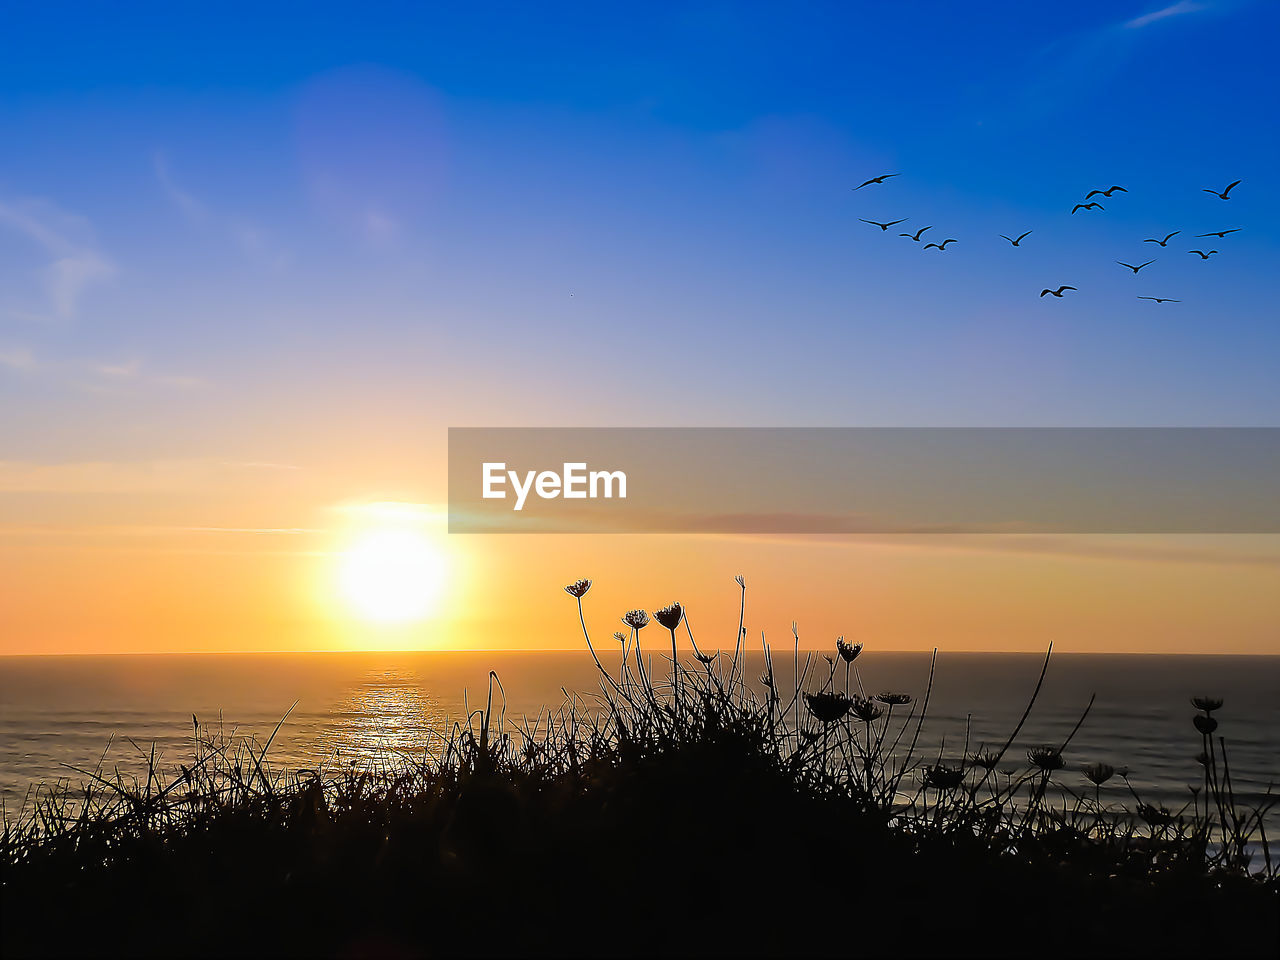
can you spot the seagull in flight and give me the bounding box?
[923,239,957,250]
[999,231,1032,246]
[860,218,908,231]
[854,174,898,190]
[1202,180,1241,200]
[1137,297,1181,303]
[1085,186,1127,199]
[1196,229,1241,238]
[1040,286,1076,298]
[1188,250,1219,259]
[1144,232,1179,246]
[1116,259,1156,274]
[1071,202,1104,214]
[899,225,932,241]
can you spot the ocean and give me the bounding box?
[2,650,1277,824]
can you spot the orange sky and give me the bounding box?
[4,5,1280,659]
[2,474,1277,655]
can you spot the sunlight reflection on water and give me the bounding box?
[2,652,1277,833]
[316,669,442,761]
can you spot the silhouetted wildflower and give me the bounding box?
[612,632,627,644]
[760,673,774,688]
[836,637,863,663]
[622,609,650,630]
[734,575,745,588]
[1191,696,1223,713]
[923,765,965,790]
[654,603,684,631]
[1193,714,1218,735]
[804,691,852,723]
[694,650,716,666]
[874,692,912,706]
[1082,762,1116,786]
[564,578,592,598]
[850,696,884,723]
[969,751,1001,771]
[1138,803,1174,827]
[1027,745,1065,772]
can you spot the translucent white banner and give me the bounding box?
[447,428,1280,534]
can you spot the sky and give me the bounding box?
[1,1,1278,655]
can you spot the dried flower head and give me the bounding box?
[694,650,716,666]
[968,751,1001,771]
[564,578,592,598]
[621,609,650,630]
[1193,714,1218,735]
[835,637,863,664]
[653,603,684,631]
[760,672,774,688]
[1191,696,1224,713]
[735,575,745,588]
[850,696,884,723]
[1027,745,1065,772]
[874,692,912,706]
[1138,803,1174,827]
[612,631,627,644]
[804,691,853,723]
[1082,762,1116,786]
[923,765,966,791]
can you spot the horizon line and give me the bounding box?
[2,648,1276,658]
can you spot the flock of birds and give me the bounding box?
[852,174,1246,303]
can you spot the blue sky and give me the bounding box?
[3,2,1280,655]
[2,0,1278,480]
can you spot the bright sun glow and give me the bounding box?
[338,529,445,623]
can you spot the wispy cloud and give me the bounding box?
[72,356,206,393]
[0,346,37,371]
[1125,1,1206,29]
[93,358,143,379]
[0,198,115,319]
[718,531,1280,569]
[154,152,289,267]
[153,152,206,220]
[1010,1,1222,116]
[151,373,207,389]
[0,458,295,495]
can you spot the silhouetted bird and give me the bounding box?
[860,218,908,231]
[1202,180,1241,200]
[900,225,932,241]
[1195,229,1240,238]
[1116,259,1156,274]
[1138,297,1181,303]
[854,174,898,190]
[1144,232,1180,246]
[1085,186,1127,198]
[1072,203,1104,214]
[1188,250,1219,259]
[1040,286,1076,297]
[999,231,1032,246]
[923,239,956,250]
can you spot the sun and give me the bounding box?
[338,528,445,623]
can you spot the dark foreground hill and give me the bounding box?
[4,587,1278,957]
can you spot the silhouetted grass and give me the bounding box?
[2,578,1277,957]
